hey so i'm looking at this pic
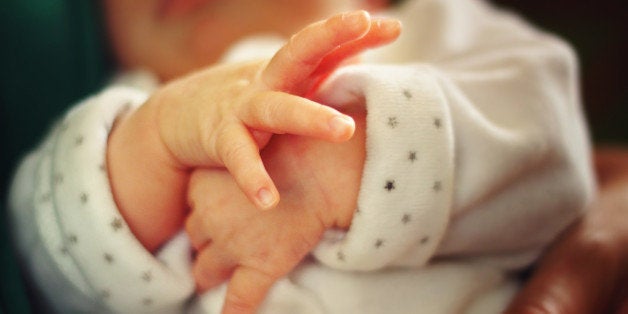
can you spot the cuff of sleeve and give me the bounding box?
[46,87,194,312]
[311,65,455,271]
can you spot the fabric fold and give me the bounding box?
[311,64,455,270]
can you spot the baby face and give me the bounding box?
[104,0,383,81]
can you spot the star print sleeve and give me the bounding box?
[310,65,454,271]
[7,85,194,313]
[310,0,595,271]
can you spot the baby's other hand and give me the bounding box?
[186,109,367,314]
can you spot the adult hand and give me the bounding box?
[506,146,628,313]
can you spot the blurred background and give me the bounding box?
[1,0,626,313]
[496,0,627,143]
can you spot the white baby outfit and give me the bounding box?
[8,0,595,313]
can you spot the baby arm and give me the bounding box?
[107,11,400,251]
[186,108,367,314]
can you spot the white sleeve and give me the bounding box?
[8,86,194,313]
[310,0,595,271]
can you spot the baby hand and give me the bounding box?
[186,110,367,314]
[108,10,399,250]
[137,10,398,207]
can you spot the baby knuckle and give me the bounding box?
[283,34,299,59]
[252,94,280,125]
[245,251,286,278]
[223,141,251,166]
[285,37,317,69]
[201,121,226,162]
[213,127,245,162]
[247,247,273,268]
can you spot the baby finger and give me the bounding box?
[192,245,236,292]
[221,266,277,314]
[239,91,355,142]
[185,210,212,251]
[262,10,371,93]
[213,123,279,210]
[311,18,402,81]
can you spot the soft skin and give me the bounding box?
[107,10,400,314]
[186,109,367,314]
[107,10,400,252]
[103,0,397,312]
[182,14,400,313]
[100,1,628,314]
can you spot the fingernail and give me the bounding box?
[257,188,276,209]
[345,10,368,22]
[342,10,369,29]
[379,19,402,33]
[329,115,355,135]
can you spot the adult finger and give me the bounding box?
[211,122,279,210]
[594,146,628,186]
[505,212,624,312]
[221,266,277,314]
[192,245,236,292]
[262,10,371,92]
[504,236,619,313]
[239,91,355,142]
